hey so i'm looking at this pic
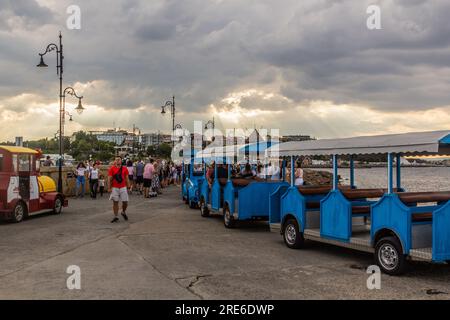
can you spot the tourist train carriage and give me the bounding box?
[267,130,450,275]
[221,142,288,228]
[181,148,205,209]
[196,145,235,218]
[197,142,288,228]
[0,146,68,223]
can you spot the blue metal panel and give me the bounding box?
[187,174,204,204]
[432,201,450,262]
[332,155,338,190]
[371,194,412,254]
[238,182,289,220]
[280,187,306,232]
[269,184,290,224]
[387,153,393,194]
[396,154,401,190]
[290,156,294,187]
[350,156,355,189]
[200,177,210,204]
[223,181,236,214]
[440,134,450,144]
[211,179,222,211]
[320,190,352,241]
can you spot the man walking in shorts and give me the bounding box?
[108,156,130,223]
[135,159,145,194]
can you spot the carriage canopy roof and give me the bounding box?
[0,146,39,154]
[266,130,450,157]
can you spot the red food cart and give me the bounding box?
[0,146,68,223]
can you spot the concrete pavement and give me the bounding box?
[0,186,449,299]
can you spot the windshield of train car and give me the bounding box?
[18,154,30,172]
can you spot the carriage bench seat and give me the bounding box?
[397,191,450,204]
[219,178,256,187]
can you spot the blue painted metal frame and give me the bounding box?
[320,189,352,241]
[280,186,307,231]
[186,158,205,206]
[224,181,289,221]
[440,134,450,144]
[210,163,225,212]
[269,184,290,224]
[433,200,450,261]
[371,193,412,254]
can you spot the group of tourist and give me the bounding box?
[74,160,106,199]
[73,158,181,199]
[72,156,181,223]
[125,158,181,198]
[205,161,304,186]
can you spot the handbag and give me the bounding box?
[114,166,123,184]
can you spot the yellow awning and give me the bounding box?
[0,146,39,154]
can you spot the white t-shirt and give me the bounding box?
[90,168,99,180]
[77,167,87,177]
[127,166,134,176]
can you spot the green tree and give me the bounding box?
[146,143,172,159]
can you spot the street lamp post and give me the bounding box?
[204,117,215,130]
[37,32,85,192]
[161,96,176,148]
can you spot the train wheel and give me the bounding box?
[11,202,26,223]
[189,200,197,209]
[53,196,63,215]
[200,199,210,217]
[375,236,407,275]
[223,207,235,229]
[283,218,304,249]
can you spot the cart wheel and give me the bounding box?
[200,199,210,217]
[223,207,235,229]
[375,236,407,275]
[11,202,26,223]
[189,200,197,209]
[283,218,304,249]
[53,196,63,215]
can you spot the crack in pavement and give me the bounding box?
[174,274,212,300]
[116,236,201,300]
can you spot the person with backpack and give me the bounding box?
[108,156,130,223]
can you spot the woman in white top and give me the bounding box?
[89,163,100,199]
[75,162,87,198]
[126,160,135,193]
[294,162,304,186]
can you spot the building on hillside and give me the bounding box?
[140,132,172,148]
[89,129,129,145]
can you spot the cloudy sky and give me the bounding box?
[0,0,449,141]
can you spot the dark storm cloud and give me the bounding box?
[0,0,54,30]
[1,0,450,131]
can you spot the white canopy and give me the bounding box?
[266,130,450,157]
[196,144,247,163]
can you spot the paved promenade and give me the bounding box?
[0,186,449,299]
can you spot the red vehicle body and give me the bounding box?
[0,146,68,223]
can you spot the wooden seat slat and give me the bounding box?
[412,212,433,222]
[298,185,352,195]
[397,191,450,204]
[352,206,370,214]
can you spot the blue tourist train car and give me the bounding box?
[198,142,288,228]
[184,159,205,209]
[221,142,288,228]
[180,148,205,208]
[197,145,237,218]
[267,130,450,275]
